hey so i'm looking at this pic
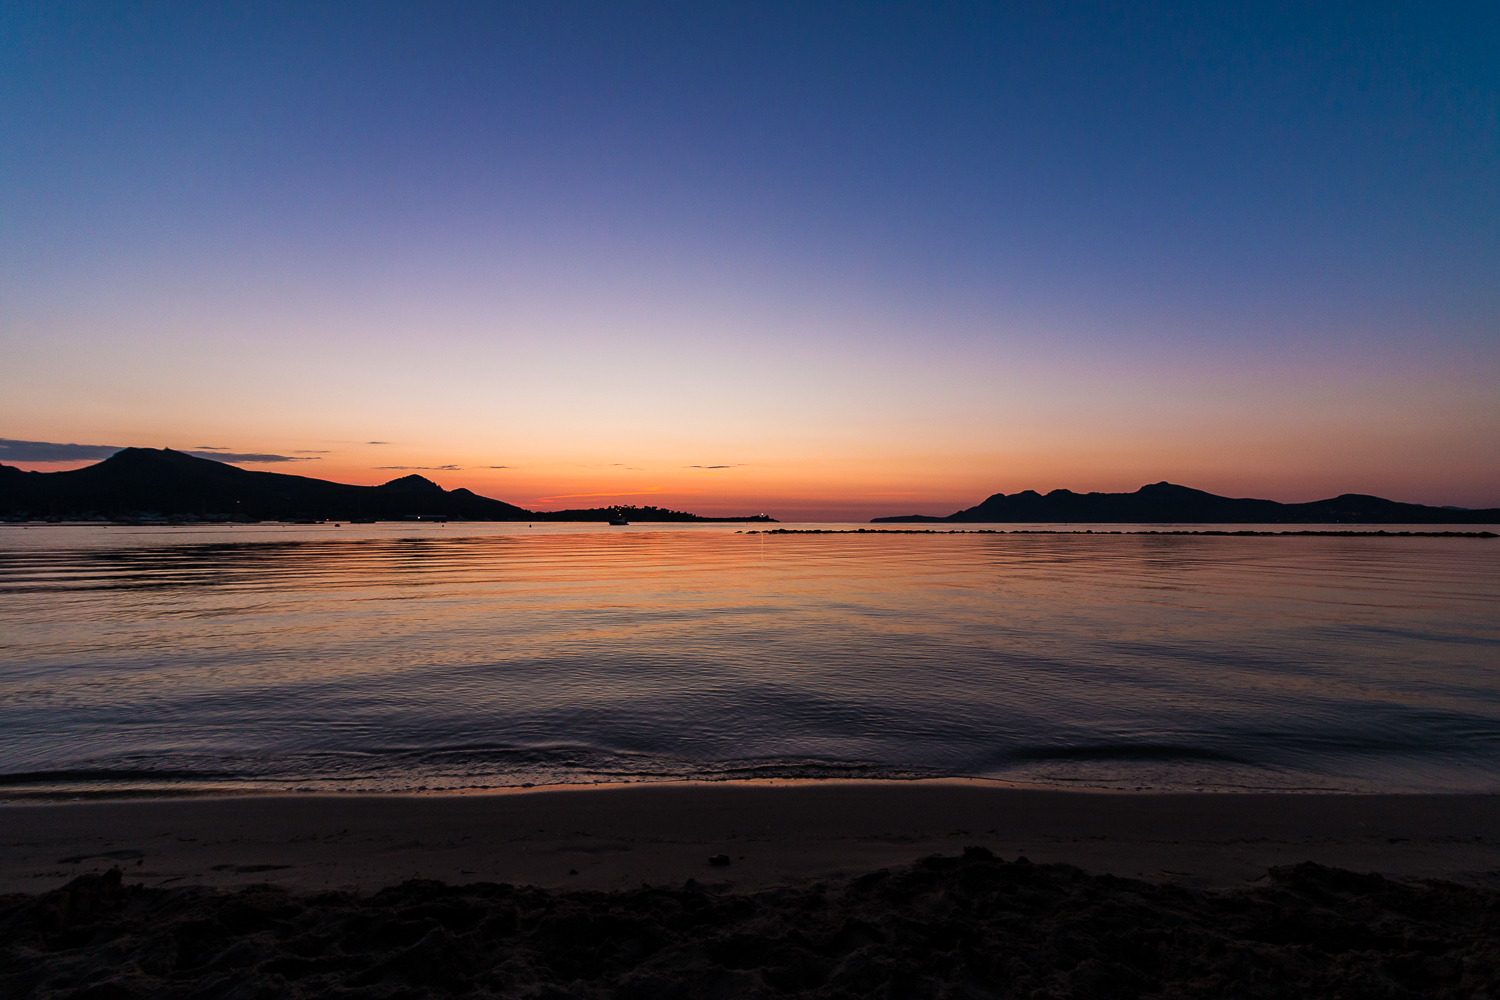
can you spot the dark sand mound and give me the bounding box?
[4,847,1498,998]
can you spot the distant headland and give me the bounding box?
[873,481,1500,525]
[0,448,777,523]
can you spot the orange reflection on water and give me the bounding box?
[0,523,1497,797]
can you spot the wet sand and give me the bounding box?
[4,781,1499,895]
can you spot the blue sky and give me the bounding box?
[2,2,1496,516]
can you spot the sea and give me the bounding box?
[1,522,1497,798]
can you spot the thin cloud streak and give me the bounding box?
[0,438,121,462]
[188,452,319,463]
[1,440,316,464]
[375,465,461,471]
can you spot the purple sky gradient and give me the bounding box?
[2,2,1496,517]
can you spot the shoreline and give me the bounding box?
[5,781,1499,898]
[7,775,1500,802]
[5,769,1496,803]
[7,771,1464,802]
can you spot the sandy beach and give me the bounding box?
[5,783,1500,997]
[5,781,1500,895]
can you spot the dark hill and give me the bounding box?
[0,448,532,521]
[375,474,445,493]
[873,481,1500,525]
[0,449,779,522]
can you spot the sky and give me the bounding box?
[2,1,1497,519]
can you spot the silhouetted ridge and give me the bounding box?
[0,448,777,522]
[376,474,443,492]
[873,481,1500,525]
[0,448,528,521]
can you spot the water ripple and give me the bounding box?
[1,522,1496,795]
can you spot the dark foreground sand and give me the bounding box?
[4,782,1499,895]
[3,782,1500,997]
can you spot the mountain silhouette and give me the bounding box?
[872,481,1500,525]
[375,474,447,493]
[0,448,531,521]
[0,448,775,522]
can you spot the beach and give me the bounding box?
[5,783,1500,997]
[5,782,1500,895]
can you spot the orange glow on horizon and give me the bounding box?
[533,489,677,503]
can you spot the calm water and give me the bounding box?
[1,522,1497,797]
